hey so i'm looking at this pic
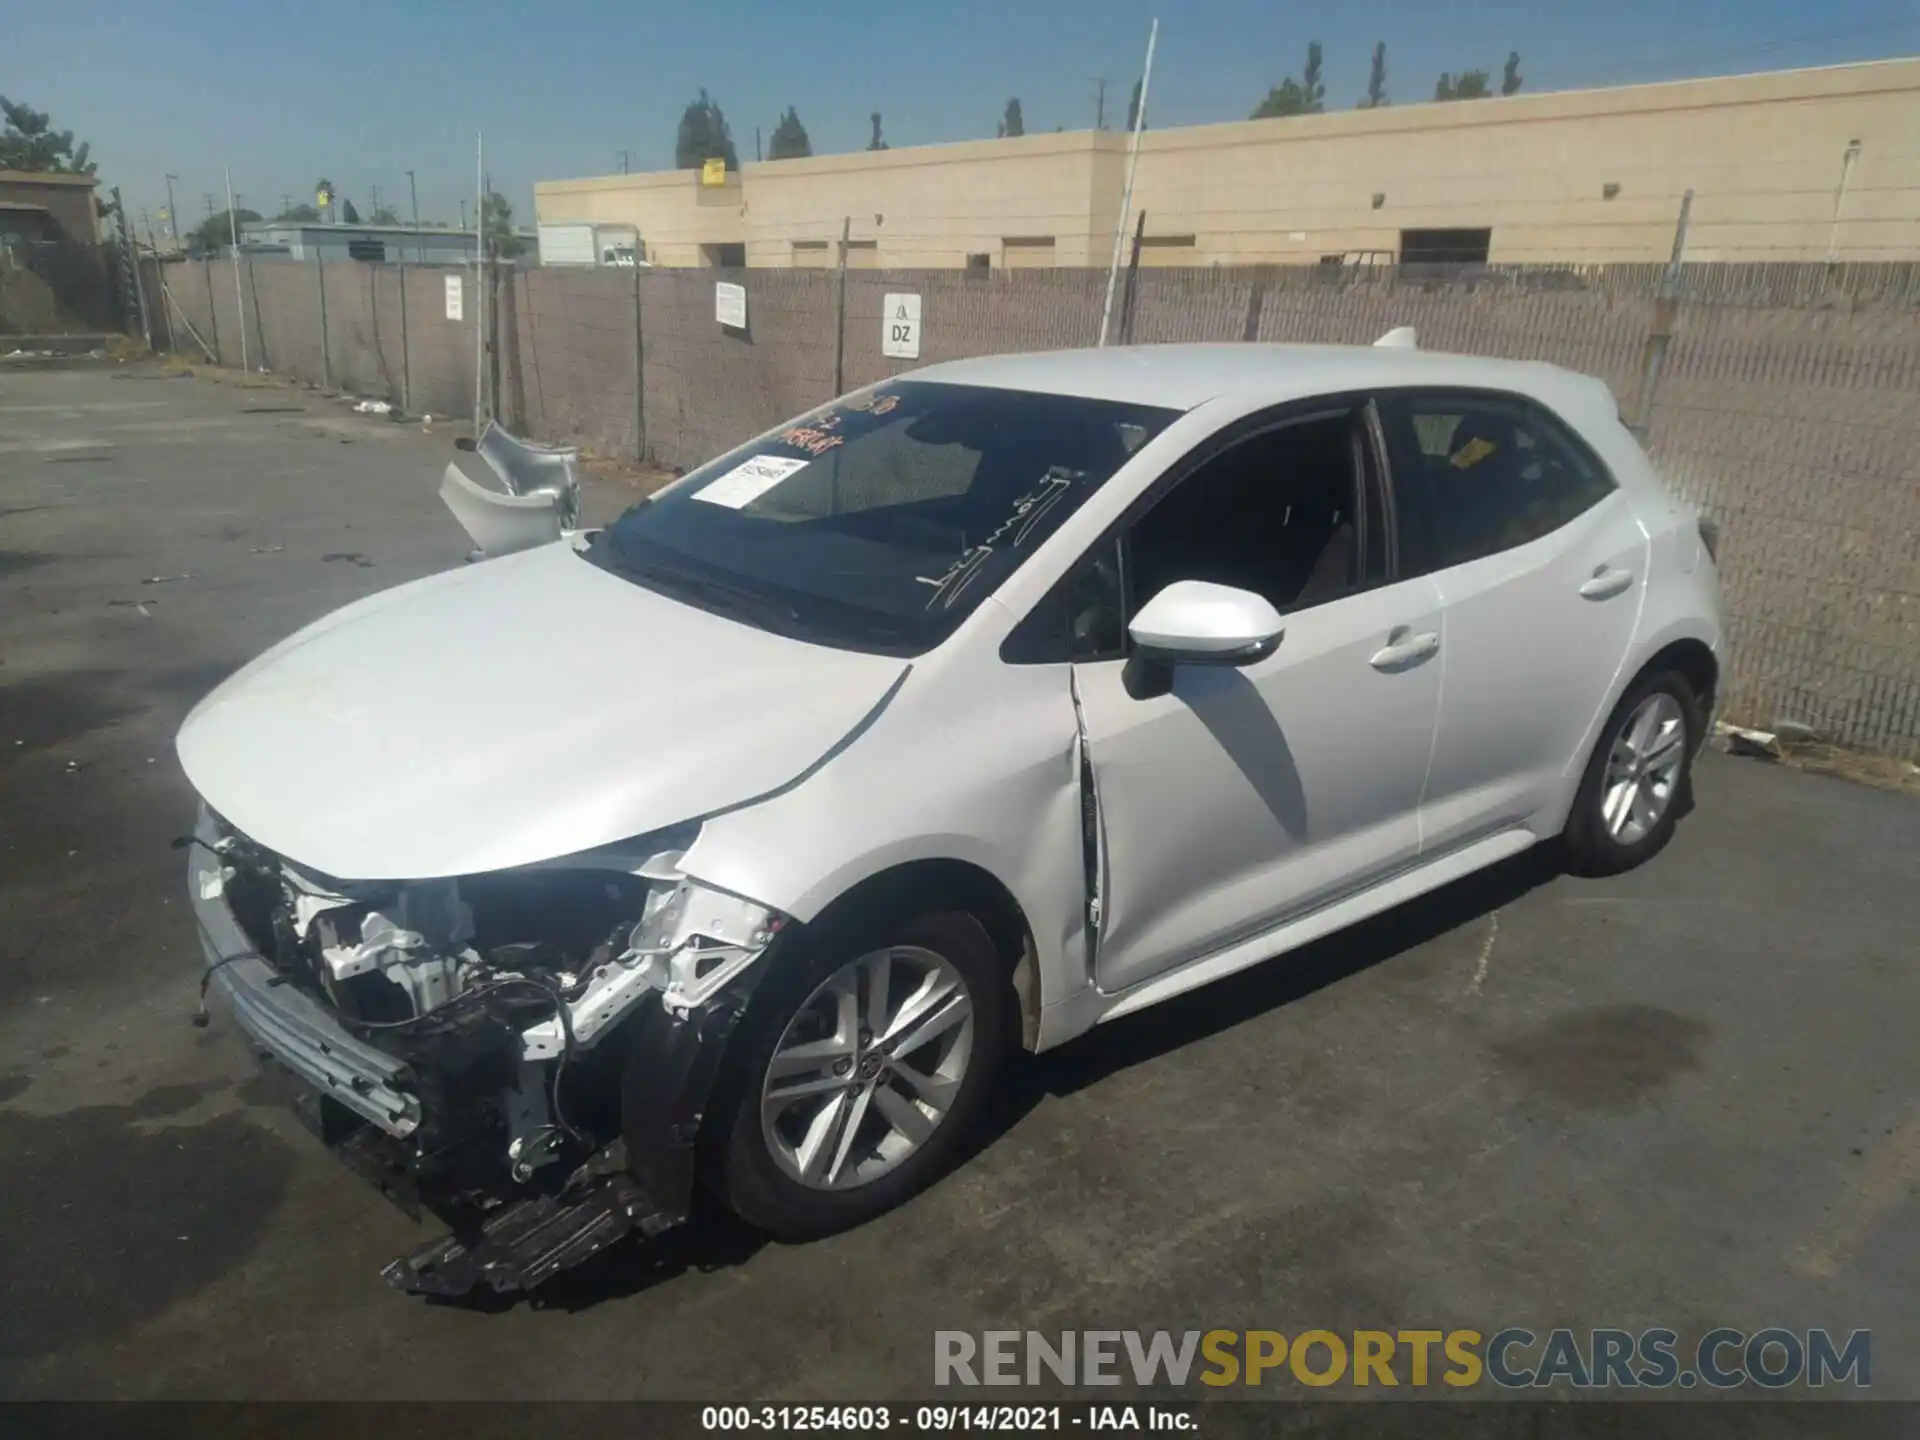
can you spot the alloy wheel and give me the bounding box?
[760,945,975,1191]
[1602,691,1687,845]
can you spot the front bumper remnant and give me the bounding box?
[186,807,780,1298]
[381,1143,663,1297]
[187,820,421,1136]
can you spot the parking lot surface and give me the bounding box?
[2,367,1916,1400]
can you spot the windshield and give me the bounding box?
[589,381,1179,654]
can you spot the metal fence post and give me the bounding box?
[832,216,851,398]
[246,255,269,373]
[1118,210,1146,344]
[1630,189,1693,441]
[315,250,333,392]
[1241,268,1267,343]
[203,257,221,362]
[632,267,647,461]
[398,264,412,415]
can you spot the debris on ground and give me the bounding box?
[142,574,193,585]
[1713,721,1920,795]
[353,400,393,416]
[321,552,373,568]
[248,543,285,554]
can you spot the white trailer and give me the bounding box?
[538,223,644,268]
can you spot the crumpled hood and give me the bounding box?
[177,542,908,879]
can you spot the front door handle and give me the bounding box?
[1578,567,1635,600]
[1370,627,1440,670]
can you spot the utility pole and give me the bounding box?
[370,182,383,217]
[280,193,291,219]
[755,128,762,163]
[618,149,630,173]
[164,173,180,248]
[407,169,421,264]
[1094,77,1108,130]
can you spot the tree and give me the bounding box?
[998,98,1025,138]
[767,105,812,160]
[275,202,321,222]
[340,197,362,224]
[0,96,96,174]
[369,204,400,224]
[1359,42,1388,108]
[1125,79,1144,131]
[190,207,260,252]
[482,192,524,258]
[1252,40,1327,119]
[1502,51,1524,96]
[868,111,888,151]
[314,177,337,220]
[1434,70,1492,102]
[675,89,740,170]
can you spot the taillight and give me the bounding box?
[1697,515,1720,564]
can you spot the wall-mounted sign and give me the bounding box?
[700,158,728,187]
[444,274,464,321]
[881,292,922,360]
[715,281,747,330]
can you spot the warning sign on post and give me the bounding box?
[444,274,464,321]
[881,293,922,360]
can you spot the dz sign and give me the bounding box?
[882,292,922,360]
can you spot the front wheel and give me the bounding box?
[710,909,1011,1239]
[1562,668,1701,876]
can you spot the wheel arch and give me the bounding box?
[796,858,1043,1052]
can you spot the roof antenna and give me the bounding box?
[1374,326,1418,348]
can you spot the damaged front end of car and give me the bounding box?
[184,804,787,1299]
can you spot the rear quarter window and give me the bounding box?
[1377,391,1617,576]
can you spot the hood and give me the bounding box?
[177,542,909,879]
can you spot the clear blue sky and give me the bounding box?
[10,0,1917,232]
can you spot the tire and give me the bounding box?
[709,906,1012,1239]
[1562,667,1702,877]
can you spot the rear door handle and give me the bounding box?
[1578,567,1635,600]
[1370,627,1440,670]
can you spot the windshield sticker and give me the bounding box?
[842,391,902,417]
[693,454,811,509]
[915,466,1083,610]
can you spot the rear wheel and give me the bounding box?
[1562,668,1700,876]
[711,908,1010,1238]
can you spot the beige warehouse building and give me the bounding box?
[536,57,1920,269]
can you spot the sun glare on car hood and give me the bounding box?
[176,542,910,879]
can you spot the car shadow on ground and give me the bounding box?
[467,848,1558,1315]
[982,846,1562,1127]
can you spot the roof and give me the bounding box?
[0,169,98,188]
[0,201,52,214]
[903,342,1612,417]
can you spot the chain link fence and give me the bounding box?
[143,254,1920,757]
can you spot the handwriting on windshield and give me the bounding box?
[914,467,1083,611]
[780,424,845,457]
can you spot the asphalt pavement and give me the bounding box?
[1,366,1916,1401]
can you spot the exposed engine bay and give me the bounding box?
[191,807,786,1296]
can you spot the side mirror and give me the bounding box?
[1130,580,1284,663]
[1124,581,1283,700]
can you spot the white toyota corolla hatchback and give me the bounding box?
[180,339,1722,1294]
